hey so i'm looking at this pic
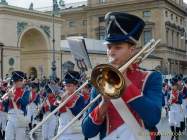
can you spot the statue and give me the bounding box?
[29,2,34,10]
[53,0,60,14]
[0,0,8,5]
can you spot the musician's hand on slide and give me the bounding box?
[97,96,110,122]
[11,88,16,99]
[101,95,110,105]
[61,94,67,101]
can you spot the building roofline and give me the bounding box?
[0,4,63,23]
[165,0,186,14]
[148,54,163,60]
[59,0,186,15]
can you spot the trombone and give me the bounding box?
[52,39,161,140]
[29,39,160,140]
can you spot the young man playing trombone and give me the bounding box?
[2,71,29,140]
[168,76,183,140]
[82,12,163,140]
[56,71,86,140]
[27,82,40,130]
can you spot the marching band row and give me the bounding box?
[0,70,91,140]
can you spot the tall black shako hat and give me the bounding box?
[183,77,187,84]
[63,71,80,85]
[104,12,145,45]
[45,84,53,94]
[11,71,26,82]
[170,77,178,86]
[175,74,183,81]
[30,82,39,89]
[164,79,168,83]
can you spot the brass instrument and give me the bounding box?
[30,39,160,140]
[55,90,69,104]
[1,87,14,100]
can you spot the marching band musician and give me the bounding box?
[163,79,171,109]
[0,81,8,139]
[168,77,183,140]
[174,74,185,133]
[2,71,30,140]
[179,76,186,134]
[82,12,162,140]
[33,85,45,123]
[161,84,166,118]
[81,83,92,105]
[41,84,58,140]
[176,74,184,92]
[0,81,8,94]
[0,98,6,139]
[56,71,86,140]
[182,77,187,129]
[27,82,40,130]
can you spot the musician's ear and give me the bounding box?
[129,46,135,55]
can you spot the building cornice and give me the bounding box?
[84,0,160,11]
[148,54,162,60]
[21,50,61,54]
[166,46,187,53]
[165,0,186,14]
[3,46,20,51]
[0,4,63,23]
[59,7,86,15]
[59,0,186,16]
[62,50,106,55]
[59,0,159,15]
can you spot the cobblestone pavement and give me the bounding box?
[157,117,187,140]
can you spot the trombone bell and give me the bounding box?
[91,64,125,99]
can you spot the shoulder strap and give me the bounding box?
[111,98,151,140]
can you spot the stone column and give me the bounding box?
[177,60,180,74]
[162,58,169,74]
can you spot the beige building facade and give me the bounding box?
[0,4,63,79]
[60,0,187,75]
[0,0,187,80]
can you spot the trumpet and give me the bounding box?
[29,39,161,140]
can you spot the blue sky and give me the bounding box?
[5,0,187,9]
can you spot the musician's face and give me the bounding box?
[64,83,77,95]
[106,42,134,67]
[81,86,90,94]
[177,80,182,85]
[32,88,37,93]
[172,85,178,91]
[15,80,24,88]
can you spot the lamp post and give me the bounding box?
[50,0,59,80]
[0,42,4,80]
[60,49,63,80]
